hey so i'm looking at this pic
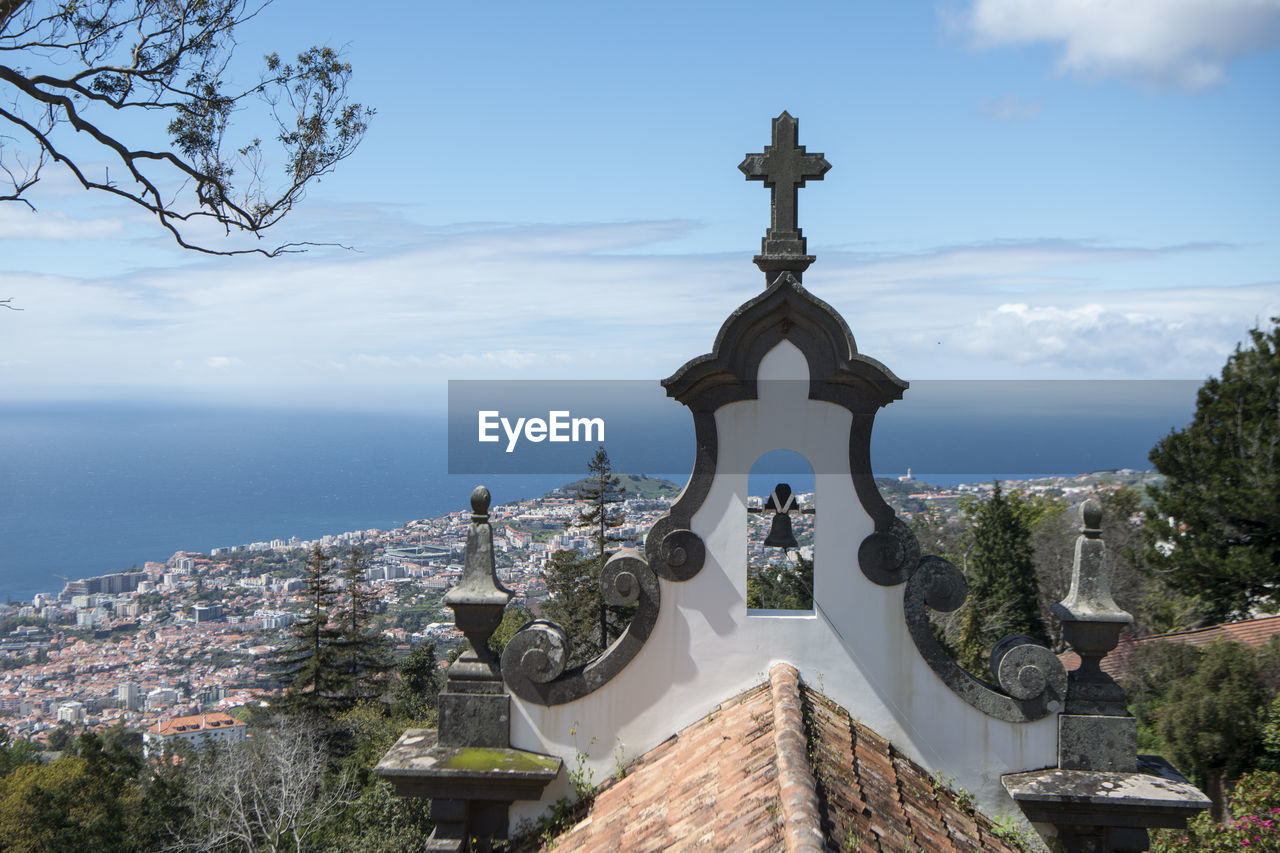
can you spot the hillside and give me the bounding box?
[551,473,681,500]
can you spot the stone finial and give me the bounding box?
[1009,505,1209,847]
[1051,498,1135,751]
[740,111,831,284]
[443,485,513,686]
[471,484,490,519]
[1052,500,1131,627]
[1081,497,1103,536]
[1055,499,1129,624]
[376,487,561,852]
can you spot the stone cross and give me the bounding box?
[739,111,831,281]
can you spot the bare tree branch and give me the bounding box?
[172,718,355,852]
[0,0,372,258]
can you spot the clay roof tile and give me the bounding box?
[508,664,1027,853]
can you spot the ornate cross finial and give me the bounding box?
[739,111,831,284]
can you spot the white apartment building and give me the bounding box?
[143,712,247,757]
[117,682,141,712]
[56,700,86,725]
[146,687,180,711]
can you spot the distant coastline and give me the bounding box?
[4,444,1160,606]
[3,395,1187,603]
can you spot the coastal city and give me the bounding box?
[0,470,1155,750]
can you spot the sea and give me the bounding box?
[0,384,1198,603]
[0,403,575,603]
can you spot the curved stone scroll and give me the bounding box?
[502,549,661,705]
[904,555,1067,723]
[646,522,707,583]
[857,516,920,586]
[639,411,714,584]
[500,413,709,706]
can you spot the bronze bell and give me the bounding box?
[763,483,800,550]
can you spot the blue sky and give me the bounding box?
[3,0,1278,410]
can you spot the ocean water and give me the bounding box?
[0,404,574,603]
[0,384,1196,603]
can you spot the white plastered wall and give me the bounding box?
[510,340,1056,827]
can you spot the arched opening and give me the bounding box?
[747,449,815,613]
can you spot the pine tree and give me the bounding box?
[540,549,607,668]
[393,642,441,721]
[554,447,634,658]
[955,482,1048,674]
[1146,317,1280,621]
[572,446,627,567]
[331,548,394,708]
[269,545,344,718]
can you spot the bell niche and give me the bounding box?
[746,449,815,613]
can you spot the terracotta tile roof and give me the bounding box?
[516,664,1025,852]
[804,686,1021,852]
[1058,614,1280,681]
[152,711,243,737]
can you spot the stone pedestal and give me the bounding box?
[1004,757,1210,853]
[374,729,562,852]
[1004,500,1209,851]
[438,689,511,749]
[375,487,560,851]
[1058,714,1137,772]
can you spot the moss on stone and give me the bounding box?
[438,747,560,774]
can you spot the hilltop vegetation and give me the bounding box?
[551,473,680,500]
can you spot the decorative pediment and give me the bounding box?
[501,115,1066,729]
[662,270,907,414]
[383,112,1208,851]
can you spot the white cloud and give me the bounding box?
[0,207,123,240]
[873,286,1279,378]
[821,238,1222,290]
[963,0,1280,89]
[428,350,542,371]
[981,93,1043,121]
[2,221,1273,403]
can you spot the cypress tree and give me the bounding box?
[1157,639,1271,819]
[955,482,1048,673]
[393,641,441,721]
[540,549,607,668]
